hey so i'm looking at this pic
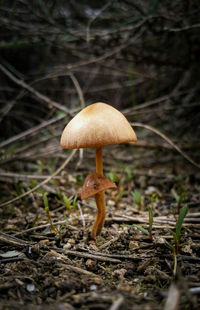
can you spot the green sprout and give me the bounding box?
[165,204,189,275]
[150,193,159,203]
[72,195,78,209]
[63,194,73,211]
[113,186,126,208]
[132,190,142,211]
[106,170,118,183]
[42,192,62,240]
[171,188,186,214]
[36,160,44,174]
[124,166,132,181]
[133,206,155,246]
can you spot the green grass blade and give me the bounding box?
[63,194,71,209]
[175,205,189,242]
[171,189,179,202]
[164,241,173,250]
[133,224,149,236]
[73,195,78,208]
[148,207,153,232]
[42,192,49,211]
[132,190,141,205]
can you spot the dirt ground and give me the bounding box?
[0,145,200,310]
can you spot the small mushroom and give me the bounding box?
[81,172,117,237]
[81,172,117,200]
[60,102,137,239]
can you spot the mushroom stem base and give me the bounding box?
[91,191,106,239]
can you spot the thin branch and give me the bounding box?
[0,114,65,149]
[69,73,85,109]
[0,63,71,115]
[164,23,200,32]
[86,0,114,42]
[0,149,77,208]
[77,202,86,231]
[63,249,121,263]
[13,220,78,237]
[133,122,200,169]
[0,171,61,181]
[68,73,86,167]
[40,28,145,81]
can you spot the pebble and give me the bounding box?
[63,243,72,250]
[90,284,97,291]
[26,284,35,292]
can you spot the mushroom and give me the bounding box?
[81,172,117,200]
[81,172,117,238]
[60,102,137,239]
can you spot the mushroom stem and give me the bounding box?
[96,147,103,175]
[91,147,106,239]
[94,192,106,236]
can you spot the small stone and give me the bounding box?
[133,278,139,283]
[26,284,35,292]
[63,243,71,250]
[156,237,166,245]
[90,284,97,291]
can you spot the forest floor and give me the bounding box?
[0,144,200,310]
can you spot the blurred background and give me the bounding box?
[0,0,200,181]
[0,4,200,308]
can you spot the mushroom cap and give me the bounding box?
[60,102,137,149]
[81,172,117,200]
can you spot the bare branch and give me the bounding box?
[0,63,71,115]
[133,122,200,169]
[0,149,77,208]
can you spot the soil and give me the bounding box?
[0,145,200,310]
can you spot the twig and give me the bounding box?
[0,171,61,181]
[132,122,200,169]
[40,28,145,81]
[164,282,180,310]
[77,202,86,231]
[63,249,121,263]
[105,216,200,228]
[0,232,34,247]
[68,72,85,167]
[64,263,100,277]
[109,295,124,310]
[86,250,143,261]
[0,149,77,207]
[164,23,200,32]
[0,89,25,124]
[69,73,85,109]
[48,251,101,278]
[124,94,170,113]
[13,220,78,237]
[0,63,71,115]
[86,1,113,42]
[129,140,200,150]
[0,114,65,149]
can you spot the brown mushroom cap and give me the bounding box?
[81,172,117,200]
[60,102,137,149]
